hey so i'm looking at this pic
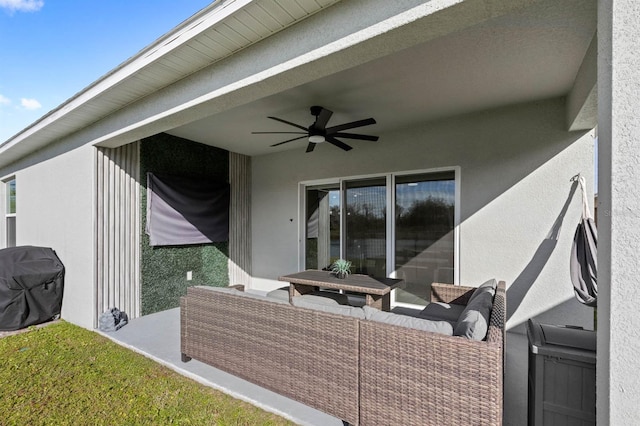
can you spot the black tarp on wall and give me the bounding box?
[0,246,65,331]
[145,173,230,246]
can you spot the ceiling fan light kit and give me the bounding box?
[252,106,379,152]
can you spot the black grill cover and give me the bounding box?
[0,246,65,331]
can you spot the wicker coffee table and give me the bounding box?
[279,269,404,311]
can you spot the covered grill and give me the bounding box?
[0,246,65,331]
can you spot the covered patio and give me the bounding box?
[103,292,505,426]
[2,0,639,424]
[99,307,344,425]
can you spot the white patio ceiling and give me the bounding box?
[167,0,597,156]
[0,0,597,168]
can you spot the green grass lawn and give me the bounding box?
[0,321,294,425]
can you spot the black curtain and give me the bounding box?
[146,173,230,246]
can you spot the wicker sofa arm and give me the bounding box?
[360,280,507,425]
[430,282,476,305]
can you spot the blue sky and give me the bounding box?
[0,0,213,142]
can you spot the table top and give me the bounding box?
[279,270,404,296]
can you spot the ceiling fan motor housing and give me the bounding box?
[310,105,323,116]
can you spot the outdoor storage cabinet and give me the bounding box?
[527,319,596,426]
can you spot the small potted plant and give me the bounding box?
[331,259,352,279]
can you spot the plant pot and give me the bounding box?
[336,271,347,279]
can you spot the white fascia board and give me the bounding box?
[0,0,253,155]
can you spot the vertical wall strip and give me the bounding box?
[228,152,252,287]
[95,143,141,326]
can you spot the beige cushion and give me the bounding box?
[363,306,454,335]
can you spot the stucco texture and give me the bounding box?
[597,1,640,424]
[3,144,96,329]
[251,97,594,425]
[139,133,229,315]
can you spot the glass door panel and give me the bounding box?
[305,186,340,270]
[344,178,387,277]
[394,172,455,305]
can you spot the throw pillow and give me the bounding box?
[468,279,497,303]
[418,302,466,323]
[453,291,493,340]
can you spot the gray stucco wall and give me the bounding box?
[597,1,640,423]
[251,97,594,425]
[0,143,96,329]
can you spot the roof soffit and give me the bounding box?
[0,0,341,167]
[85,0,557,150]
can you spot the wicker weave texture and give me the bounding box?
[430,282,476,305]
[181,282,505,425]
[359,281,506,426]
[180,287,360,425]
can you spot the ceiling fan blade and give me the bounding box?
[332,132,379,141]
[326,136,352,151]
[252,131,307,134]
[268,116,308,131]
[315,107,333,129]
[326,118,376,134]
[306,142,316,153]
[270,135,307,147]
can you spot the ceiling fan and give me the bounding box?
[252,106,379,152]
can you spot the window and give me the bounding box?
[302,169,458,308]
[5,178,15,247]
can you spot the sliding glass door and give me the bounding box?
[345,178,387,277]
[303,169,457,307]
[394,172,456,305]
[305,185,340,270]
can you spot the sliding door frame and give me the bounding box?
[298,167,460,308]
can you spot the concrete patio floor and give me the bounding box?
[98,307,344,426]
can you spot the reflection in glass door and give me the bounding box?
[303,169,457,308]
[305,185,340,270]
[393,172,455,305]
[344,178,387,277]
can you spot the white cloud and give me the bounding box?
[0,94,10,106]
[0,0,44,13]
[20,97,41,110]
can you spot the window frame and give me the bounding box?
[4,177,16,248]
[298,167,460,309]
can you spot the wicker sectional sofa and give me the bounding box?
[180,280,506,426]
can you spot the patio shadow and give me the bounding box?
[507,181,578,322]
